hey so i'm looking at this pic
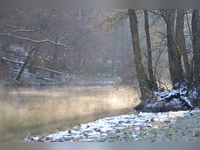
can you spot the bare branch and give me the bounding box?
[0,32,68,47]
[34,66,67,76]
[0,22,25,29]
[11,29,38,34]
[12,34,67,46]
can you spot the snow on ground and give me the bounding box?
[23,109,200,142]
[154,85,194,109]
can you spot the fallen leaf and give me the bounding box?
[116,135,120,138]
[151,118,155,122]
[126,121,131,124]
[46,137,50,140]
[58,139,64,142]
[194,131,200,137]
[164,120,171,124]
[83,133,88,137]
[94,128,101,132]
[116,130,121,133]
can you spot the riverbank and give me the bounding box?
[0,73,121,87]
[0,57,122,87]
[23,109,200,142]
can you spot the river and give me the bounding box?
[0,85,140,142]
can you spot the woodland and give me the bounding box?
[1,9,200,112]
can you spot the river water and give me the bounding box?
[0,86,139,142]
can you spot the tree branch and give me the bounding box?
[0,22,25,29]
[11,29,38,34]
[0,32,67,47]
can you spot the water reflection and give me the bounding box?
[0,86,140,142]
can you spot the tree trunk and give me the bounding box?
[29,44,40,73]
[165,9,183,88]
[144,9,158,91]
[176,9,191,83]
[111,45,116,78]
[50,38,60,78]
[192,9,200,87]
[128,9,151,100]
[16,46,35,81]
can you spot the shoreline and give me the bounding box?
[23,109,200,142]
[0,75,121,88]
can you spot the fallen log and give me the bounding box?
[34,66,67,76]
[2,56,68,80]
[36,76,55,82]
[2,56,24,65]
[134,88,194,113]
[0,51,26,60]
[10,69,30,76]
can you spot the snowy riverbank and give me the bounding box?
[23,109,200,142]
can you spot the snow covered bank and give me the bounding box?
[23,109,200,142]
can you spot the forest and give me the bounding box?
[1,9,200,112]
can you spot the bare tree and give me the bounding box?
[192,9,200,88]
[16,46,35,81]
[164,9,183,88]
[144,9,158,91]
[176,9,191,83]
[0,10,70,80]
[128,9,151,100]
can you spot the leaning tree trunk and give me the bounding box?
[192,9,200,88]
[144,9,158,91]
[16,46,35,81]
[128,9,151,100]
[165,9,183,88]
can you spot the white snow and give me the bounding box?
[189,89,198,99]
[9,44,28,56]
[157,89,178,102]
[181,96,193,108]
[23,109,200,142]
[153,85,195,110]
